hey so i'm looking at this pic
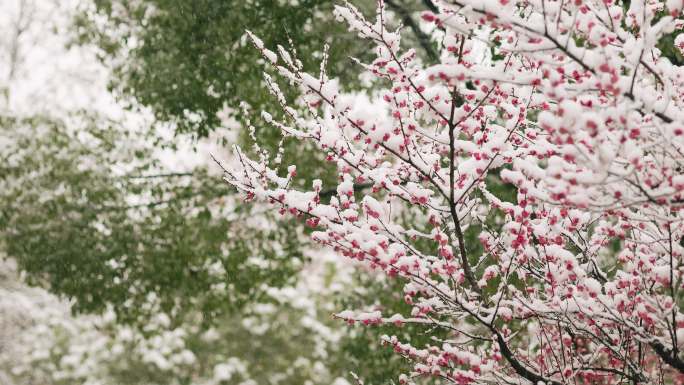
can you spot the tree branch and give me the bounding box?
[422,0,439,14]
[651,341,684,374]
[447,87,481,295]
[385,0,439,63]
[125,172,194,179]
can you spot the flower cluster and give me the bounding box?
[222,1,684,384]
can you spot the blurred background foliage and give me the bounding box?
[73,0,437,138]
[73,0,376,137]
[0,113,305,324]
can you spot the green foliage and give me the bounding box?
[0,113,305,325]
[74,0,442,140]
[658,31,684,66]
[334,274,448,385]
[74,0,376,138]
[3,276,346,385]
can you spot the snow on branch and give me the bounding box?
[222,1,684,384]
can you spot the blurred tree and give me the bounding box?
[74,0,439,138]
[0,113,305,324]
[1,254,352,385]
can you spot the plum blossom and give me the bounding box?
[221,1,684,384]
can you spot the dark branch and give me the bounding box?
[422,0,439,14]
[385,0,439,63]
[651,341,684,374]
[495,332,563,385]
[319,182,373,200]
[125,172,194,179]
